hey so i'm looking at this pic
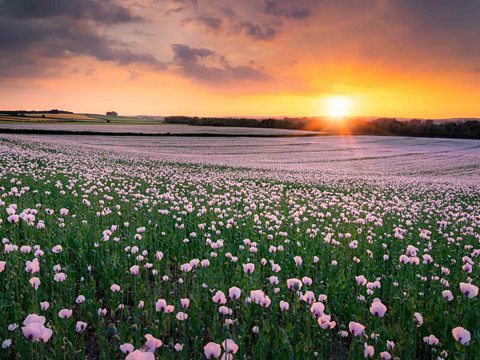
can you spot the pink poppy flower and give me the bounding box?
[180,263,192,272]
[204,342,222,359]
[228,287,241,300]
[156,299,167,312]
[452,327,471,345]
[176,312,188,321]
[58,309,73,319]
[201,259,210,267]
[349,321,365,336]
[219,306,230,315]
[125,350,154,360]
[302,277,313,286]
[459,282,478,298]
[98,308,108,316]
[355,275,367,286]
[286,278,302,291]
[110,284,121,292]
[259,295,271,308]
[279,300,290,311]
[212,291,227,304]
[442,290,453,301]
[242,263,255,274]
[380,351,391,359]
[144,334,162,351]
[414,312,423,327]
[0,261,6,272]
[7,214,19,223]
[249,290,265,304]
[364,343,374,358]
[310,302,325,317]
[29,277,41,290]
[370,301,387,318]
[120,343,135,354]
[423,335,439,345]
[180,298,190,308]
[52,245,63,254]
[317,314,336,330]
[53,272,66,282]
[25,258,40,273]
[22,314,53,342]
[294,256,302,267]
[75,321,87,333]
[222,339,238,354]
[130,265,140,275]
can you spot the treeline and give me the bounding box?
[348,118,480,139]
[164,116,480,139]
[164,116,311,130]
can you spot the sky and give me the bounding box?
[0,0,479,118]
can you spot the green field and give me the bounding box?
[0,137,478,359]
[0,113,164,125]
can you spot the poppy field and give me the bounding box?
[0,136,479,359]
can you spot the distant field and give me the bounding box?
[0,123,320,136]
[0,113,163,124]
[84,114,163,124]
[0,113,97,122]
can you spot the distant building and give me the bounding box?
[106,111,118,116]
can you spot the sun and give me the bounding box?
[325,96,351,118]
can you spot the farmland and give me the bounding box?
[0,113,161,125]
[0,123,319,137]
[0,134,479,359]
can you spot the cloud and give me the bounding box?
[171,43,271,82]
[0,0,165,78]
[180,7,277,40]
[168,0,314,41]
[0,0,141,24]
[183,15,224,33]
[263,0,311,19]
[236,21,277,40]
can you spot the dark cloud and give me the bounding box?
[263,0,311,19]
[174,0,198,5]
[183,15,223,32]
[237,21,277,40]
[376,0,480,62]
[165,6,184,15]
[0,0,141,24]
[171,43,271,82]
[0,0,165,78]
[181,8,275,40]
[172,44,215,62]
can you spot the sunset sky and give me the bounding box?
[1,0,479,118]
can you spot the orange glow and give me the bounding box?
[1,1,480,119]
